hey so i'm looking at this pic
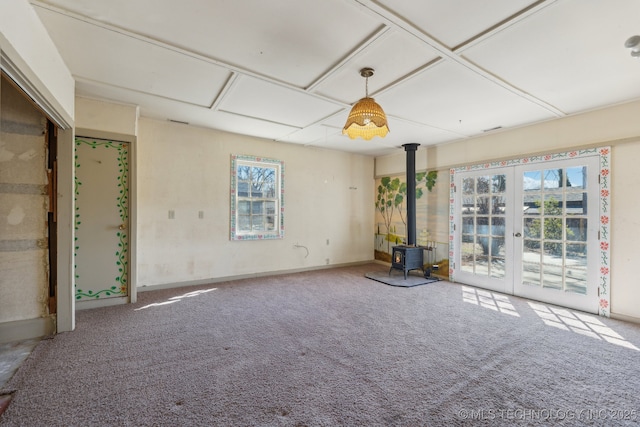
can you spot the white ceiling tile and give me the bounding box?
[462,0,640,114]
[375,0,539,48]
[378,60,556,135]
[76,80,299,140]
[32,0,640,156]
[36,0,382,87]
[313,29,440,103]
[36,7,231,107]
[217,76,343,128]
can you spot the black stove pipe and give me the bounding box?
[402,143,420,246]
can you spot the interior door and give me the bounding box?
[454,155,600,313]
[74,137,129,303]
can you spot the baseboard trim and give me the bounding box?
[0,316,55,344]
[610,312,640,325]
[137,260,374,293]
[76,297,129,311]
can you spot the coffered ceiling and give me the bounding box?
[31,0,640,156]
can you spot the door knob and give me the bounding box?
[514,232,522,237]
[118,224,127,230]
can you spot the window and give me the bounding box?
[230,155,284,240]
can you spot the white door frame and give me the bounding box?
[449,148,611,317]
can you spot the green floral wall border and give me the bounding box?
[449,147,611,317]
[74,137,130,300]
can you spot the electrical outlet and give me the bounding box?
[326,239,330,245]
[198,210,204,219]
[325,258,330,265]
[168,210,175,219]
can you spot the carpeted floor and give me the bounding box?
[2,264,640,426]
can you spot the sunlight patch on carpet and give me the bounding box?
[528,302,639,351]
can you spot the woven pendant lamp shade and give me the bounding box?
[342,68,390,140]
[342,97,390,140]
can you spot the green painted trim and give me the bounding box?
[74,138,130,300]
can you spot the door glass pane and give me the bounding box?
[543,240,563,259]
[476,216,489,235]
[491,217,505,237]
[522,261,541,286]
[523,218,540,239]
[477,176,490,194]
[524,193,542,215]
[566,269,587,294]
[491,235,506,278]
[462,177,475,194]
[542,217,563,242]
[523,171,542,191]
[492,175,506,193]
[490,256,505,278]
[491,196,505,214]
[566,243,587,294]
[543,169,562,189]
[542,264,563,290]
[543,194,563,215]
[476,196,490,214]
[492,237,505,257]
[461,243,474,273]
[567,192,587,215]
[566,166,586,189]
[566,218,587,241]
[475,252,489,276]
[566,243,587,262]
[462,216,474,234]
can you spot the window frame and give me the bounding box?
[230,154,284,240]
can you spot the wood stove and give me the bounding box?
[390,245,424,279]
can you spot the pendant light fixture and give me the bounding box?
[342,68,390,140]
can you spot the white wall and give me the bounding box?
[136,118,374,288]
[375,100,640,321]
[0,0,74,127]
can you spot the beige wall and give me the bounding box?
[375,100,640,321]
[75,97,139,138]
[0,77,49,325]
[136,117,374,288]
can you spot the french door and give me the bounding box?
[454,155,600,313]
